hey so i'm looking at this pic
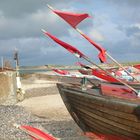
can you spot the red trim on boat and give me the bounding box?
[133,64,140,70]
[100,83,137,99]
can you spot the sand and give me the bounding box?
[16,76,89,139]
[17,78,71,120]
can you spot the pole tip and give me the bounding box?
[47,4,54,10]
[13,123,20,128]
[41,29,46,33]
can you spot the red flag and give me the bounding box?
[20,125,56,140]
[42,30,86,58]
[92,69,119,82]
[53,10,90,28]
[80,33,106,63]
[52,69,70,75]
[48,5,106,63]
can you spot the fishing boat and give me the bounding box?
[57,82,140,140]
[77,63,140,89]
[52,68,71,76]
[42,5,140,140]
[134,64,140,70]
[79,67,134,82]
[78,62,140,82]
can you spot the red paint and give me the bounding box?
[101,83,137,99]
[92,69,119,83]
[53,10,90,28]
[43,31,86,58]
[133,64,140,70]
[80,33,106,63]
[21,125,56,140]
[52,69,70,75]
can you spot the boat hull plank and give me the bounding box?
[57,83,140,140]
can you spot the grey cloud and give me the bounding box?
[0,37,80,66]
[0,0,45,18]
[0,0,74,18]
[107,0,140,7]
[103,39,140,62]
[0,0,140,66]
[106,0,140,23]
[125,26,140,37]
[117,25,140,37]
[0,1,92,40]
[0,9,69,39]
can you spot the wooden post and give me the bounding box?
[1,57,3,71]
[14,50,25,101]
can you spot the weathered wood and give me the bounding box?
[57,83,140,140]
[69,97,140,129]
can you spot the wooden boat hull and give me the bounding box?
[57,83,140,140]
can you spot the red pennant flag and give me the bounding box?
[47,5,106,63]
[42,30,86,58]
[92,69,119,82]
[80,33,106,63]
[15,124,56,140]
[53,10,90,28]
[52,68,70,75]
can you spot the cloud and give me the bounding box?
[88,29,105,41]
[0,0,140,66]
[0,8,70,40]
[118,24,140,37]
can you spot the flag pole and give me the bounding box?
[76,28,140,83]
[42,29,139,95]
[47,4,140,83]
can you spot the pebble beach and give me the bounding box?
[0,73,89,140]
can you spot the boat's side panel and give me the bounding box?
[57,84,140,140]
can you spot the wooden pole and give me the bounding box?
[47,4,54,10]
[106,52,139,82]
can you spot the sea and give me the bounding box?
[19,69,49,74]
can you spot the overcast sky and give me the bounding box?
[0,0,140,66]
